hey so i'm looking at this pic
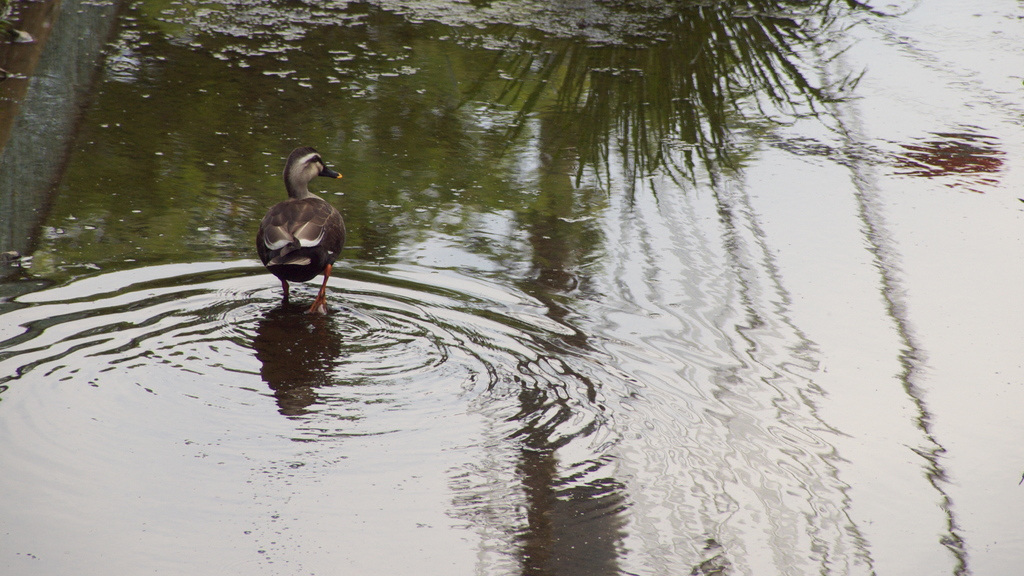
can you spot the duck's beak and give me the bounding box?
[319,167,342,179]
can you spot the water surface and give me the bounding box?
[2,0,1023,574]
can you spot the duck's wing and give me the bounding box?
[257,198,345,266]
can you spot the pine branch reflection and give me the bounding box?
[479,0,856,180]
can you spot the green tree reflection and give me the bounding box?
[472,0,859,182]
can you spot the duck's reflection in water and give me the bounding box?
[252,303,342,416]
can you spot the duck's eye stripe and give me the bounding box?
[296,152,320,166]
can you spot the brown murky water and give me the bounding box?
[1,0,1023,574]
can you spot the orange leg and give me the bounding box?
[280,279,290,305]
[307,264,332,314]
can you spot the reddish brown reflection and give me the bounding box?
[0,0,61,150]
[894,130,1003,193]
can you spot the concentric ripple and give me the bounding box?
[0,259,626,574]
[0,260,606,439]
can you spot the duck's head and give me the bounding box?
[283,146,342,198]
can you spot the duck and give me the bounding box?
[256,146,345,314]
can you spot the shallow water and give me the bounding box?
[2,0,1024,574]
[0,261,625,573]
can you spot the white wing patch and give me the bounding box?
[298,228,325,247]
[290,219,325,247]
[264,237,292,251]
[262,221,324,250]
